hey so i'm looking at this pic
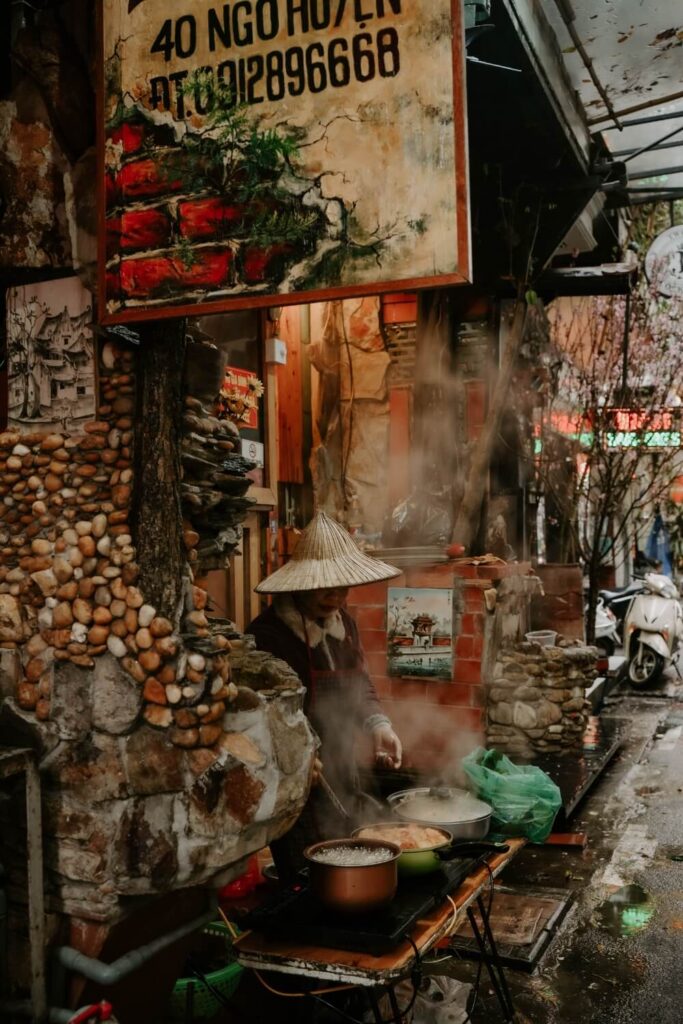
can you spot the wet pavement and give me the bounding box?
[444,690,683,1023]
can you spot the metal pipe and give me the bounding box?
[622,186,683,194]
[0,748,47,1023]
[0,998,79,1022]
[617,123,683,163]
[614,138,683,159]
[54,907,215,988]
[25,759,46,1024]
[466,55,522,73]
[552,0,622,130]
[612,192,683,207]
[628,163,683,181]
[600,109,683,131]
[589,89,683,127]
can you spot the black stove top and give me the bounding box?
[244,856,483,955]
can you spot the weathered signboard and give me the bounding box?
[99,0,470,323]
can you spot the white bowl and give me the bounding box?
[525,630,557,647]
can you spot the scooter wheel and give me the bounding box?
[628,647,664,686]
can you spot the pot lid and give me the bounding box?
[388,787,492,824]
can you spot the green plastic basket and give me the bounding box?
[169,921,243,1021]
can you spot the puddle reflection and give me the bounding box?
[596,884,655,937]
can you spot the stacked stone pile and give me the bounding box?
[181,395,256,573]
[486,639,595,756]
[0,343,134,709]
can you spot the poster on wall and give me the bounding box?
[99,0,470,323]
[6,278,96,434]
[387,587,453,680]
[218,366,263,429]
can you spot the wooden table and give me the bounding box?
[233,837,525,1019]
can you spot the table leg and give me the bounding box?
[386,984,406,1023]
[366,988,386,1024]
[476,894,515,1016]
[310,984,407,1024]
[309,991,365,1024]
[466,902,515,1023]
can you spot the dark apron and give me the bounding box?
[270,622,379,882]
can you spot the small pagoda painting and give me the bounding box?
[387,587,453,680]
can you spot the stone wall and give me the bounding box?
[487,640,595,756]
[0,342,242,737]
[0,338,316,924]
[0,100,71,269]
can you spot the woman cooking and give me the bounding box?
[248,511,403,880]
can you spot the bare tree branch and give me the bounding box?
[535,277,683,640]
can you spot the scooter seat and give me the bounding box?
[599,582,643,602]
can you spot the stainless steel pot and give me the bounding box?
[303,838,401,914]
[387,786,492,840]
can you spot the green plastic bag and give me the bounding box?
[462,747,562,843]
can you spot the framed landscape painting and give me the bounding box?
[387,587,454,680]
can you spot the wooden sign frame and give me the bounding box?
[97,1,471,324]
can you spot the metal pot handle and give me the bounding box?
[436,840,510,861]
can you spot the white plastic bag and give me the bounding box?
[363,974,471,1024]
[413,976,472,1024]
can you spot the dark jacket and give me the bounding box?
[247,602,386,731]
[247,599,388,877]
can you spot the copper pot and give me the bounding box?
[303,839,401,915]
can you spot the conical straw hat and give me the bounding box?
[255,511,400,593]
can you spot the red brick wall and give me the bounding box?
[349,560,531,774]
[381,292,419,325]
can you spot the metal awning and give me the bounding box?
[536,260,638,296]
[543,1,683,206]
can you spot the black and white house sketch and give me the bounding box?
[6,278,95,432]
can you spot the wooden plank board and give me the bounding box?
[543,833,588,849]
[276,306,305,485]
[233,838,526,987]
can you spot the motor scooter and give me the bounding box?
[597,579,646,638]
[624,573,683,686]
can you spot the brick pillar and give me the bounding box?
[348,560,534,773]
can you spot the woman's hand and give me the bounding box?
[373,724,403,770]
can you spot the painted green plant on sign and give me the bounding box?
[183,73,301,192]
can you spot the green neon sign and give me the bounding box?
[605,431,681,449]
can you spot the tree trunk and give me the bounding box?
[586,548,601,645]
[131,319,187,621]
[412,291,455,495]
[451,301,527,549]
